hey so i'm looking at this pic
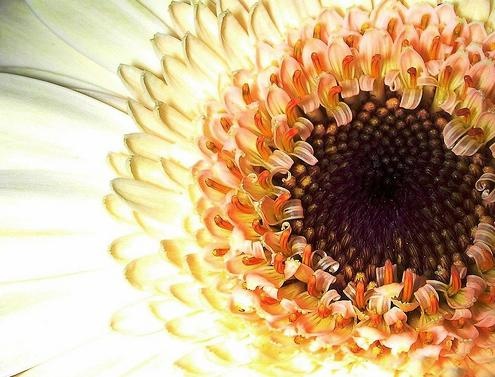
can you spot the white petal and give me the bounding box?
[168,0,195,36]
[0,270,143,376]
[217,0,250,29]
[0,234,114,282]
[0,74,135,177]
[0,1,125,98]
[26,0,164,72]
[152,33,184,60]
[128,100,177,141]
[124,133,200,166]
[194,2,223,53]
[119,65,156,109]
[183,33,228,84]
[19,332,189,377]
[453,0,490,22]
[112,178,192,223]
[162,55,215,99]
[219,11,255,71]
[138,0,175,25]
[129,155,183,191]
[249,2,281,45]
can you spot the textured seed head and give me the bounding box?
[284,93,491,283]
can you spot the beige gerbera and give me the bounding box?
[3,0,495,376]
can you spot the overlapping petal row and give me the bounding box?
[108,0,495,375]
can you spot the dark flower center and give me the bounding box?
[281,94,493,287]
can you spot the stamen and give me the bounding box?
[220,117,232,133]
[206,140,218,153]
[232,195,254,214]
[401,269,414,302]
[464,75,474,88]
[257,170,271,189]
[270,73,279,86]
[274,253,286,274]
[428,291,439,315]
[286,98,302,125]
[254,110,271,137]
[325,85,342,108]
[371,54,382,78]
[293,39,303,62]
[317,303,331,317]
[486,42,495,52]
[242,83,254,105]
[242,256,265,265]
[292,70,307,97]
[214,215,234,231]
[407,67,417,87]
[383,259,394,285]
[468,127,485,140]
[449,265,461,294]
[454,318,466,328]
[257,288,279,305]
[455,107,471,120]
[282,128,299,151]
[420,14,430,30]
[212,248,229,257]
[342,55,355,80]
[256,136,272,160]
[313,23,322,40]
[440,65,453,86]
[205,178,231,194]
[387,18,397,37]
[225,159,242,179]
[311,52,323,74]
[355,279,366,309]
[430,36,441,59]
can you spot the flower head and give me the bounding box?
[5,0,495,376]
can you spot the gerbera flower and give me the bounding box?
[3,0,495,376]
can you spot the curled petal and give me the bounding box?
[467,243,495,273]
[415,284,440,314]
[475,222,495,251]
[292,141,318,165]
[260,194,303,225]
[476,173,495,203]
[443,117,469,149]
[293,117,314,141]
[320,289,341,308]
[467,275,487,298]
[329,102,353,127]
[368,294,392,315]
[312,269,336,297]
[400,87,423,109]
